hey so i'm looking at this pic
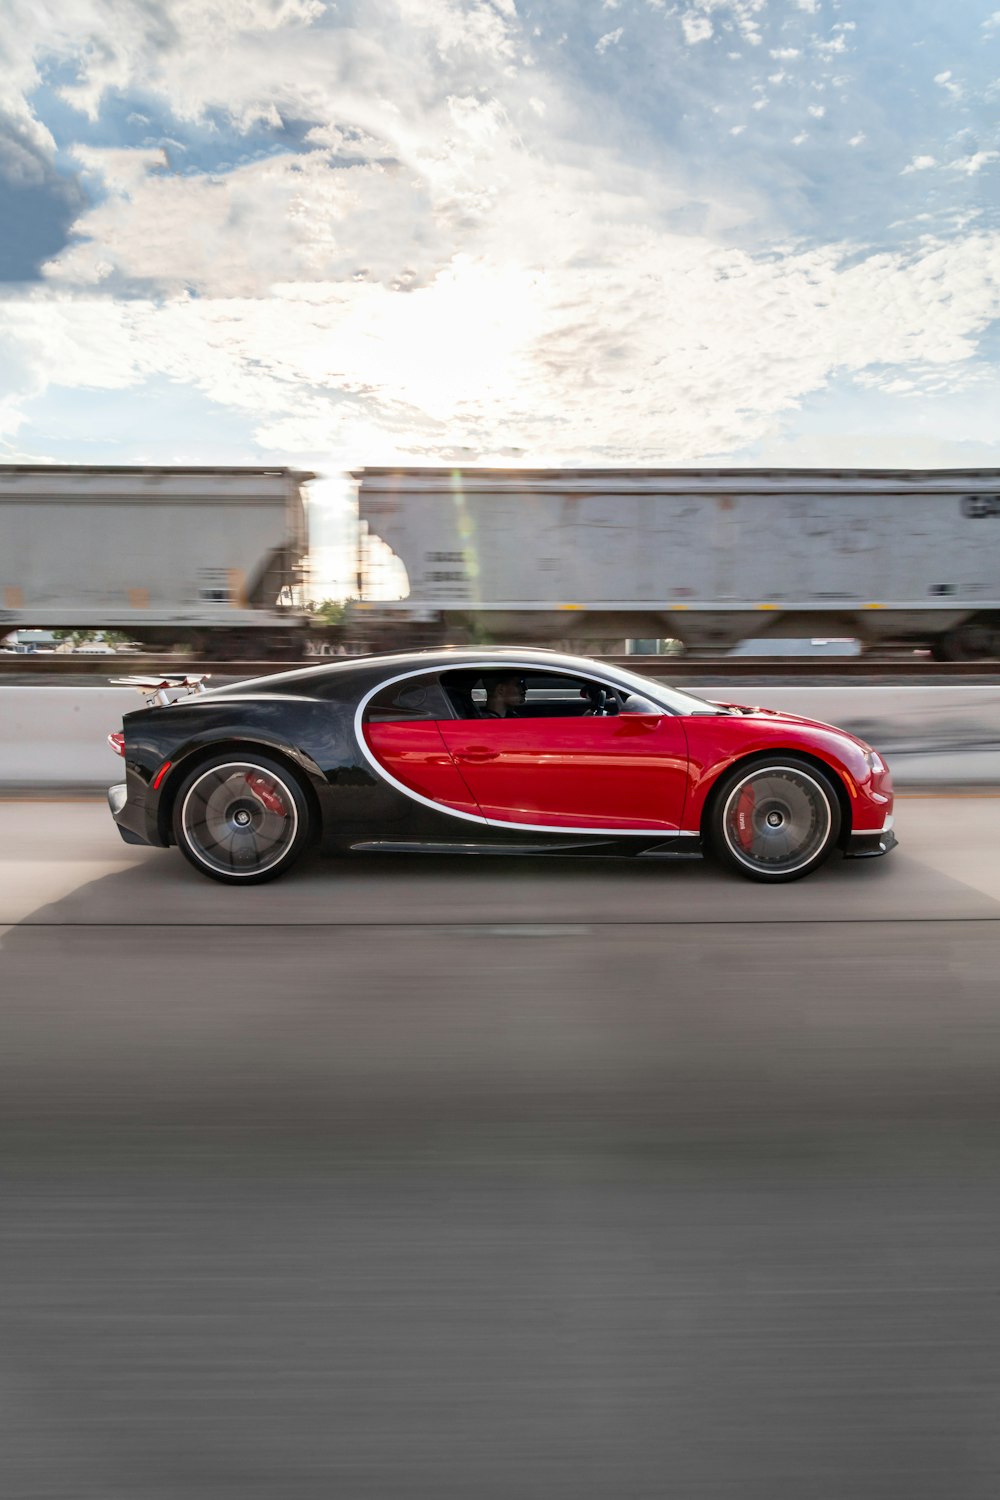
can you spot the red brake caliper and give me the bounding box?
[735,783,756,851]
[244,773,287,816]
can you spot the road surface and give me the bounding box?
[1,794,1000,1499]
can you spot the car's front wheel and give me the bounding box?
[172,753,311,884]
[709,758,841,882]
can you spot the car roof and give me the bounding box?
[203,646,625,698]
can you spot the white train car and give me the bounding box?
[353,467,1000,658]
[0,465,311,654]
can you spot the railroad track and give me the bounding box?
[3,653,1000,682]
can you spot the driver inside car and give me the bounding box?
[480,673,527,718]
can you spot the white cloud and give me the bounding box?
[0,0,523,135]
[934,69,964,101]
[794,0,819,11]
[679,0,766,49]
[848,132,865,146]
[596,26,624,52]
[3,0,1000,473]
[45,146,450,296]
[681,12,714,44]
[807,104,825,118]
[770,47,800,59]
[902,155,937,173]
[7,225,1000,467]
[791,131,808,145]
[950,151,999,175]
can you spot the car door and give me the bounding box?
[362,673,481,817]
[437,681,690,832]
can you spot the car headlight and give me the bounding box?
[863,748,886,775]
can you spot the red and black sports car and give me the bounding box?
[107,648,896,885]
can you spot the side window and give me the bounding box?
[441,669,632,718]
[522,675,596,716]
[516,675,661,717]
[440,672,487,718]
[365,675,454,723]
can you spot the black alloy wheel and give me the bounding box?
[172,753,311,884]
[709,758,841,882]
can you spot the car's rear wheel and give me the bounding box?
[172,753,311,884]
[709,758,841,882]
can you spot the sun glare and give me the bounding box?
[339,258,545,419]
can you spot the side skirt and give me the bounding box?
[349,839,612,855]
[348,837,705,859]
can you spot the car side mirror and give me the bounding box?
[618,693,662,715]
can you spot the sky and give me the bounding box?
[1,0,999,586]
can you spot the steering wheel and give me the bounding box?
[583,688,608,716]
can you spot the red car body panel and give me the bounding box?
[680,707,893,834]
[363,722,480,816]
[436,714,690,830]
[366,703,893,837]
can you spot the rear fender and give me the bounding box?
[154,734,326,846]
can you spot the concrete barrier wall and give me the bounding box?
[712,685,1000,787]
[2,685,1000,788]
[0,688,138,785]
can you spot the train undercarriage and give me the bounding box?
[11,607,1000,662]
[341,606,1000,662]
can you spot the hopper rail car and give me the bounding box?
[3,465,1000,661]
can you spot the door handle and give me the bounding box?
[458,746,499,763]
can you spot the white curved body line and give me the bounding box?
[353,663,701,838]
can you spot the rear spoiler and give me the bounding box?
[110,674,211,707]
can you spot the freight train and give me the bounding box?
[0,465,311,657]
[353,467,1000,659]
[2,464,999,659]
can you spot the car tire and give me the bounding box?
[708,757,841,882]
[172,752,311,884]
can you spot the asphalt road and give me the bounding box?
[2,794,1000,1499]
